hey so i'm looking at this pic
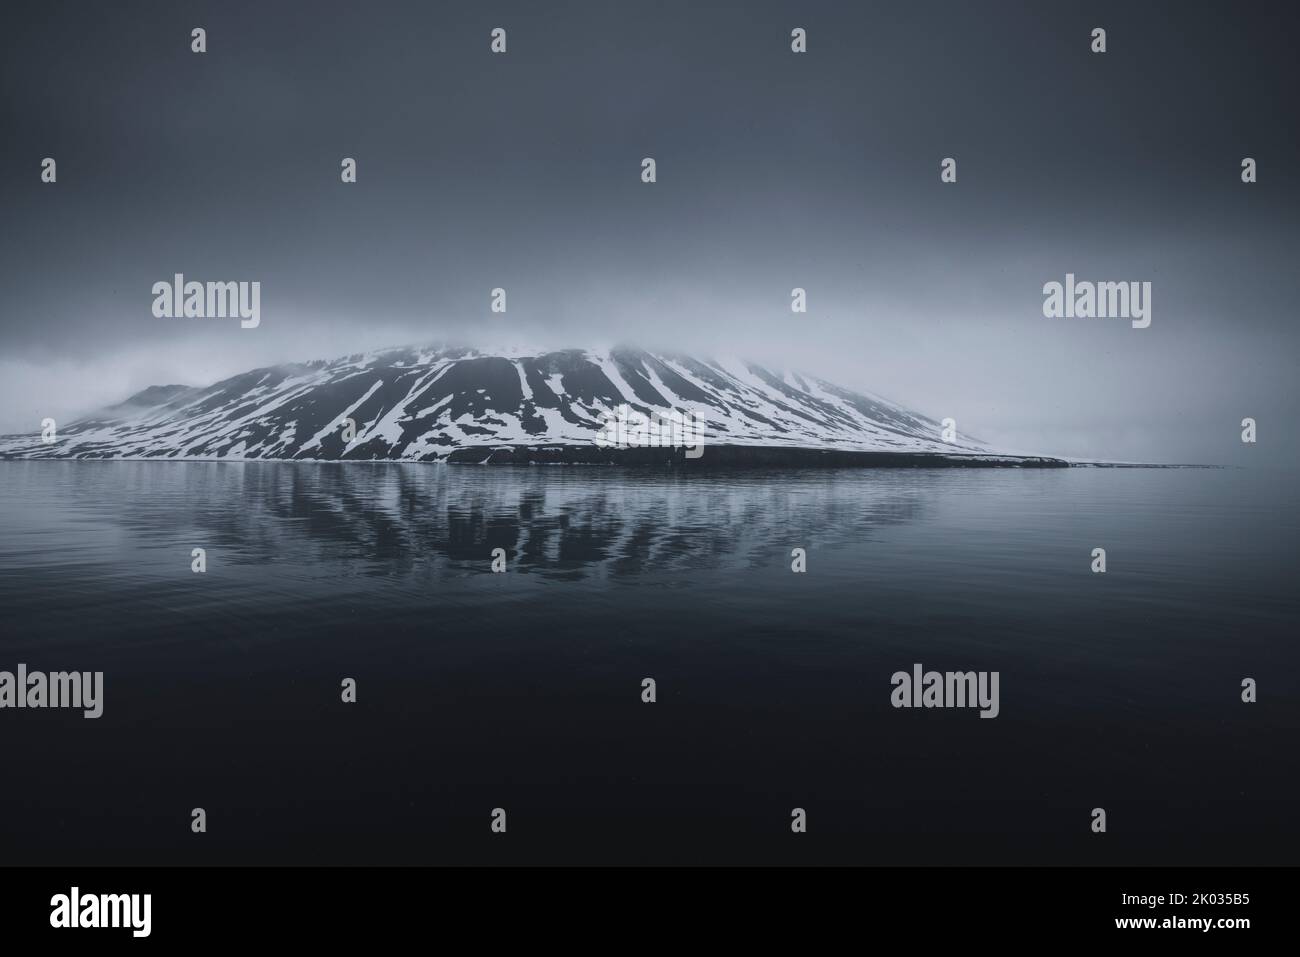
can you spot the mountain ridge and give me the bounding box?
[0,344,1065,466]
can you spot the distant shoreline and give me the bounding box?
[0,443,1231,469]
[444,445,1075,467]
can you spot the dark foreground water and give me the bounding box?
[0,461,1296,865]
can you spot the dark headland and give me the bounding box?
[443,445,1072,467]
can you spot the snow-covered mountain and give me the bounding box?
[0,345,1061,464]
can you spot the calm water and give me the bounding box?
[1,461,1297,864]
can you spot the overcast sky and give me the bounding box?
[2,0,1296,464]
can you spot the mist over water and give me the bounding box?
[2,461,1296,864]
